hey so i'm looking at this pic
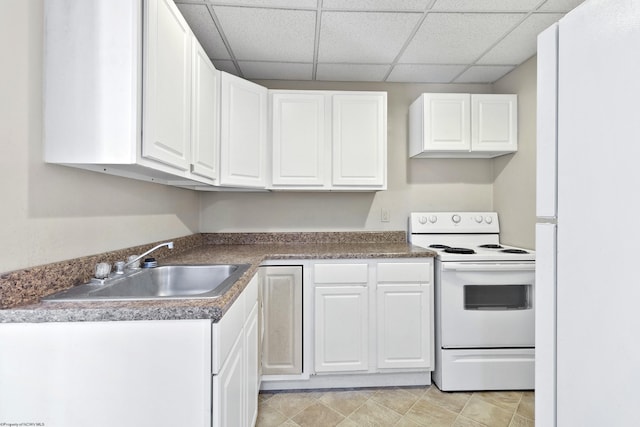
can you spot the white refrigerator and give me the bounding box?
[536,0,640,425]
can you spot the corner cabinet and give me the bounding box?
[44,0,225,187]
[409,93,517,158]
[45,0,269,190]
[142,0,192,171]
[270,91,387,191]
[190,38,221,182]
[312,259,434,375]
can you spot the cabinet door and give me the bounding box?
[191,39,220,181]
[332,93,386,187]
[143,0,191,170]
[419,93,471,153]
[244,302,260,427]
[262,266,303,375]
[314,286,368,372]
[376,284,432,370]
[220,72,267,188]
[213,332,244,427]
[271,93,327,187]
[471,94,518,153]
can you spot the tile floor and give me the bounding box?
[256,385,534,427]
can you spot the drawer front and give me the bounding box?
[314,263,368,284]
[377,262,432,283]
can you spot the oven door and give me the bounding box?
[439,262,535,348]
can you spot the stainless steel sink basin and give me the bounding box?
[42,264,251,302]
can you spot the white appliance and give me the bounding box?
[536,1,640,425]
[409,212,535,391]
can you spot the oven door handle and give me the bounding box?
[441,263,535,272]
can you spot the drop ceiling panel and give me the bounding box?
[478,13,564,65]
[454,65,515,83]
[239,62,314,80]
[316,64,390,82]
[213,6,316,62]
[318,12,422,63]
[538,0,586,12]
[387,64,467,83]
[209,0,318,8]
[176,4,231,60]
[399,13,526,64]
[431,0,542,11]
[322,0,432,11]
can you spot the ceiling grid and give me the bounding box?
[175,0,585,83]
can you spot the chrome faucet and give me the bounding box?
[126,241,174,268]
[115,241,174,273]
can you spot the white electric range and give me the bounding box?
[409,212,535,391]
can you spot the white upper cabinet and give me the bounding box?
[220,73,268,189]
[190,39,220,182]
[43,0,221,187]
[332,94,387,188]
[269,91,387,191]
[471,94,518,153]
[409,93,517,158]
[409,93,470,154]
[271,93,327,188]
[142,0,192,171]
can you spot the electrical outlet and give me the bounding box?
[381,208,390,222]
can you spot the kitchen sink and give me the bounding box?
[42,264,251,302]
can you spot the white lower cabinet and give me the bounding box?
[376,284,432,369]
[212,274,259,427]
[376,262,433,370]
[0,275,259,427]
[314,285,369,372]
[313,259,434,376]
[213,300,259,427]
[214,332,245,427]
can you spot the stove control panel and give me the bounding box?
[410,212,500,234]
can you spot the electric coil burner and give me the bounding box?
[409,212,536,391]
[444,247,475,254]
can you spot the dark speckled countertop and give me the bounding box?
[0,232,435,324]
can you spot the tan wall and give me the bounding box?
[492,57,538,249]
[200,81,495,232]
[0,0,200,273]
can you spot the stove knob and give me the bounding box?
[475,215,483,223]
[452,214,461,224]
[429,215,437,224]
[418,216,428,224]
[485,216,493,224]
